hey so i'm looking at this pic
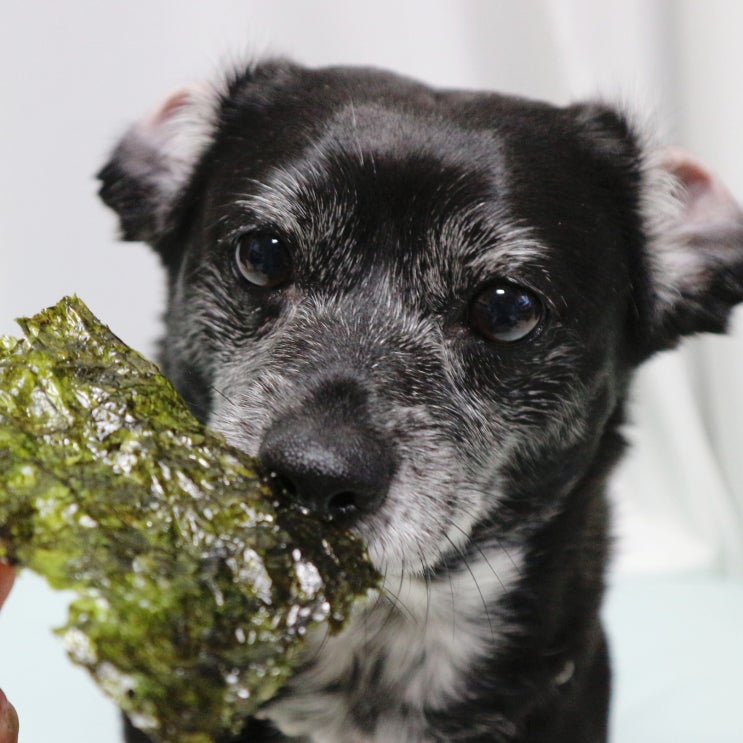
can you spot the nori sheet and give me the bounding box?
[0,296,378,742]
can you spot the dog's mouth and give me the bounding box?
[209,382,489,584]
[259,459,478,582]
[352,494,486,583]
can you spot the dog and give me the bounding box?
[98,58,743,743]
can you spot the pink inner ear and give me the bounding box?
[662,147,743,228]
[148,83,210,127]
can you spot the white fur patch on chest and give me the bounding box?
[259,546,523,742]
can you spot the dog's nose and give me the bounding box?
[259,414,395,522]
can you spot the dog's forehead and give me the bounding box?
[214,89,512,212]
[240,105,511,236]
[202,69,639,306]
[212,66,561,214]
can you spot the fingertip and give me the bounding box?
[0,689,19,743]
[0,565,15,610]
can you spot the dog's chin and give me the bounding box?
[354,510,476,581]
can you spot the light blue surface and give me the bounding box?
[0,572,121,742]
[604,575,743,743]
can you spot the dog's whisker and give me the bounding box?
[380,594,410,630]
[451,504,525,580]
[387,560,418,624]
[443,534,496,642]
[446,520,507,593]
[370,565,410,639]
[207,383,239,408]
[439,558,456,642]
[414,538,433,630]
[303,625,333,669]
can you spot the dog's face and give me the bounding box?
[99,61,743,584]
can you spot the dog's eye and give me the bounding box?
[234,232,292,288]
[469,283,544,343]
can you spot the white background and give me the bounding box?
[1,2,742,741]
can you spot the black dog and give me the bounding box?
[99,59,743,742]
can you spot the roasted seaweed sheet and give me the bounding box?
[0,296,377,743]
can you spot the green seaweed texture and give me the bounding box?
[0,296,378,742]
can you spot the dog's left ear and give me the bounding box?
[642,147,743,354]
[97,84,220,248]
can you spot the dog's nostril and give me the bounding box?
[271,473,297,498]
[326,491,358,517]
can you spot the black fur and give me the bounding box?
[98,60,743,742]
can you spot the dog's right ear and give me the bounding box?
[97,84,220,247]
